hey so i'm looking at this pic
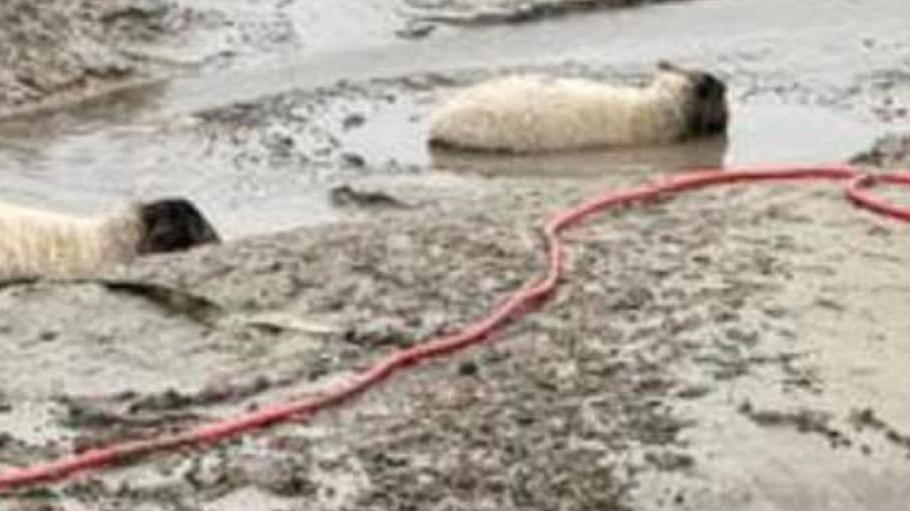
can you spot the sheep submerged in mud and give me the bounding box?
[0,198,220,280]
[428,61,728,153]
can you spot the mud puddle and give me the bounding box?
[0,95,887,240]
[1,0,909,238]
[344,100,886,175]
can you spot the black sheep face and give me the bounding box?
[689,71,728,135]
[137,198,221,255]
[657,60,729,136]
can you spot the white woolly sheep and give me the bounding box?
[427,61,728,153]
[0,197,220,280]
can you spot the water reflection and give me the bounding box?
[430,135,728,178]
[428,102,890,179]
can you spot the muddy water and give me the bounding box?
[0,99,883,238]
[151,0,910,117]
[347,101,883,176]
[0,0,907,239]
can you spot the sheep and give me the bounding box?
[427,61,728,154]
[0,197,220,280]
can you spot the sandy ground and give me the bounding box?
[0,0,178,117]
[2,142,910,510]
[3,1,910,510]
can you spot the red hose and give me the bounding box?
[1,164,908,491]
[847,172,910,222]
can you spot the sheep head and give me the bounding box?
[656,60,729,137]
[137,198,220,255]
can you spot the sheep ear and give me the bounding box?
[657,60,686,73]
[657,60,693,77]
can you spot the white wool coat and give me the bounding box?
[428,72,695,153]
[0,201,143,279]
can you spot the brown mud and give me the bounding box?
[2,1,910,510]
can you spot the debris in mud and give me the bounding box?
[85,370,318,415]
[0,433,59,467]
[341,152,368,168]
[814,296,846,311]
[241,453,319,498]
[622,401,692,446]
[232,312,342,336]
[738,402,852,449]
[0,277,224,326]
[134,378,272,411]
[849,408,910,457]
[56,394,204,430]
[457,359,481,376]
[54,398,205,455]
[95,279,224,326]
[643,449,695,472]
[674,384,712,400]
[394,20,437,39]
[330,185,412,210]
[605,285,655,311]
[342,113,367,130]
[850,134,910,168]
[0,277,224,330]
[406,0,682,27]
[98,0,170,26]
[342,317,420,348]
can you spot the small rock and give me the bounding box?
[644,450,694,472]
[330,185,409,209]
[246,456,317,497]
[815,297,844,311]
[458,360,479,376]
[395,21,436,40]
[675,385,712,400]
[342,113,366,130]
[341,152,366,168]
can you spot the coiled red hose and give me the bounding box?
[1,164,908,491]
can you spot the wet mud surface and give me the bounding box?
[399,0,681,28]
[3,0,910,235]
[2,157,910,510]
[3,0,910,510]
[0,0,142,117]
[0,0,685,119]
